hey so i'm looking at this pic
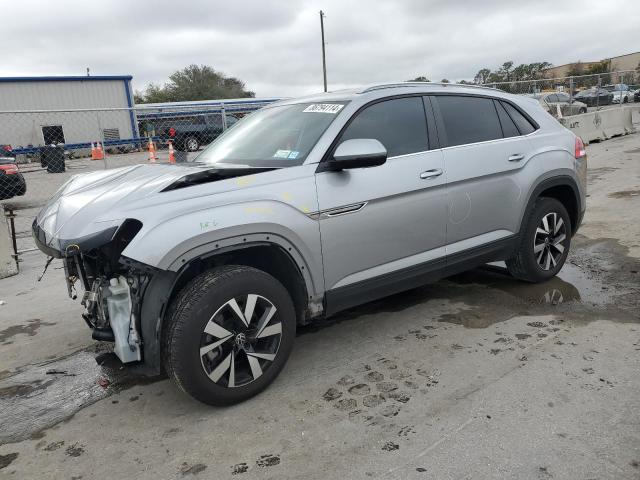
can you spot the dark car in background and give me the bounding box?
[165,113,240,151]
[574,87,614,107]
[0,155,26,200]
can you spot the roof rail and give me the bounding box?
[359,81,498,94]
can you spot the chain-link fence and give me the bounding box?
[0,100,276,268]
[484,70,639,118]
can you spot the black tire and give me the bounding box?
[579,107,587,114]
[163,265,296,406]
[184,136,199,152]
[506,197,572,283]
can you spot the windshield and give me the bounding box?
[191,102,347,167]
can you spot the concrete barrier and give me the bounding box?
[559,106,637,145]
[0,211,18,278]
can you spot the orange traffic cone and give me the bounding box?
[147,138,157,163]
[95,142,104,160]
[168,141,176,164]
[90,143,97,160]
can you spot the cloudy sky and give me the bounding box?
[3,0,637,98]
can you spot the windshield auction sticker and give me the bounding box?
[303,103,344,114]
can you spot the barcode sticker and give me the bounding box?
[303,103,344,114]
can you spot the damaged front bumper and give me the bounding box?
[32,219,150,365]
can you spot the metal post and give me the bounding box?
[320,10,327,92]
[5,208,19,271]
[221,104,227,131]
[95,112,108,169]
[569,77,574,106]
[619,72,623,109]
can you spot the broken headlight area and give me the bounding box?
[62,219,153,364]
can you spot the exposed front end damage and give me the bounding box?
[33,218,159,367]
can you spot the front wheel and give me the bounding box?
[163,265,296,405]
[507,197,572,283]
[185,136,200,152]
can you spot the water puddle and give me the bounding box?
[314,236,639,332]
[0,346,160,445]
[450,261,613,307]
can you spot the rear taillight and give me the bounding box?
[575,137,586,159]
[169,127,176,137]
[0,164,19,174]
[2,145,12,152]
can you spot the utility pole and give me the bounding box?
[319,10,327,92]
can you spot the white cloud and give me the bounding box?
[0,0,637,98]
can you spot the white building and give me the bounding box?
[0,75,137,154]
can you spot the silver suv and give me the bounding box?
[33,82,587,405]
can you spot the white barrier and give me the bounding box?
[0,214,18,278]
[559,106,637,145]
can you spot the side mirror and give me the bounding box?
[320,139,387,172]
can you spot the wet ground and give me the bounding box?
[0,131,639,479]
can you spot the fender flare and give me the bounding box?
[137,235,323,376]
[166,232,320,299]
[518,174,582,235]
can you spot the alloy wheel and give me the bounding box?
[199,294,282,388]
[533,212,567,271]
[186,138,199,151]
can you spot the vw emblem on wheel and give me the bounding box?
[234,332,247,349]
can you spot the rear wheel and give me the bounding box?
[163,265,296,405]
[507,197,571,283]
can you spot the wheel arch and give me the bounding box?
[520,175,582,236]
[138,237,322,376]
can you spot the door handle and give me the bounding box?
[420,168,443,180]
[508,154,525,162]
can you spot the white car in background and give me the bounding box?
[606,84,633,104]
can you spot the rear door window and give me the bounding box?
[435,95,503,147]
[501,101,536,135]
[339,97,428,157]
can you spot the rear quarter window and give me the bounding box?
[501,101,536,135]
[494,100,520,138]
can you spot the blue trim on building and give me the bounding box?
[0,75,133,83]
[122,79,139,141]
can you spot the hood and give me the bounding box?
[33,163,274,255]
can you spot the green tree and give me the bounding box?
[497,61,514,81]
[585,60,611,86]
[136,65,255,104]
[473,68,491,84]
[440,78,450,83]
[408,76,430,82]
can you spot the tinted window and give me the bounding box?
[556,93,570,102]
[495,100,520,138]
[436,96,502,147]
[546,94,559,103]
[340,97,428,157]
[501,101,536,135]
